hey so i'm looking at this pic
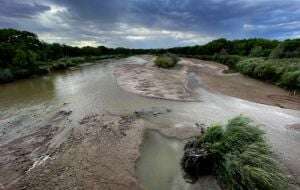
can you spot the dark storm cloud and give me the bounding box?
[129,0,300,38]
[0,0,50,18]
[0,0,299,48]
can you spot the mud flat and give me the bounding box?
[16,113,145,190]
[12,110,202,190]
[184,58,300,110]
[0,109,72,190]
[114,56,300,110]
[114,61,200,102]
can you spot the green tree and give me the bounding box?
[250,46,264,57]
[13,49,28,67]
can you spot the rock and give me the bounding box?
[181,146,213,181]
[58,110,72,116]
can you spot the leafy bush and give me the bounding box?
[270,39,300,59]
[250,46,265,57]
[279,71,300,89]
[181,116,287,190]
[212,54,242,68]
[237,58,300,89]
[155,54,179,68]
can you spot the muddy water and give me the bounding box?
[136,130,220,190]
[0,56,300,189]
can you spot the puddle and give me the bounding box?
[136,130,220,190]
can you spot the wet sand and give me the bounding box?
[184,58,300,110]
[0,109,71,190]
[115,56,300,110]
[11,111,202,190]
[114,61,200,102]
[17,113,145,190]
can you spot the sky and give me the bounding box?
[0,0,300,48]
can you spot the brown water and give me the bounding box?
[136,129,221,190]
[0,56,300,189]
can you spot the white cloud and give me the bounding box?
[36,3,70,29]
[70,40,101,47]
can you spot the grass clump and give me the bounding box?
[155,54,179,68]
[181,116,287,190]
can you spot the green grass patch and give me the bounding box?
[181,116,287,190]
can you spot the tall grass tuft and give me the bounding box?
[181,116,287,190]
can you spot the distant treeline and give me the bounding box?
[167,38,300,58]
[0,28,299,89]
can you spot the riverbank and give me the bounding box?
[114,56,300,110]
[0,54,126,84]
[184,58,300,110]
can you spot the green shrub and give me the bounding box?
[212,54,242,68]
[155,54,179,68]
[279,71,300,89]
[270,39,300,59]
[250,46,265,57]
[237,58,300,89]
[181,116,287,190]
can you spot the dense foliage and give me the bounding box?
[181,116,287,190]
[236,58,300,89]
[168,38,279,56]
[154,54,179,68]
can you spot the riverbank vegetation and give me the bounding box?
[1,28,299,89]
[0,29,148,83]
[154,54,179,68]
[181,116,287,190]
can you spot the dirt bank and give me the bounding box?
[184,58,300,110]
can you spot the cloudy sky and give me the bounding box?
[1,0,300,48]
